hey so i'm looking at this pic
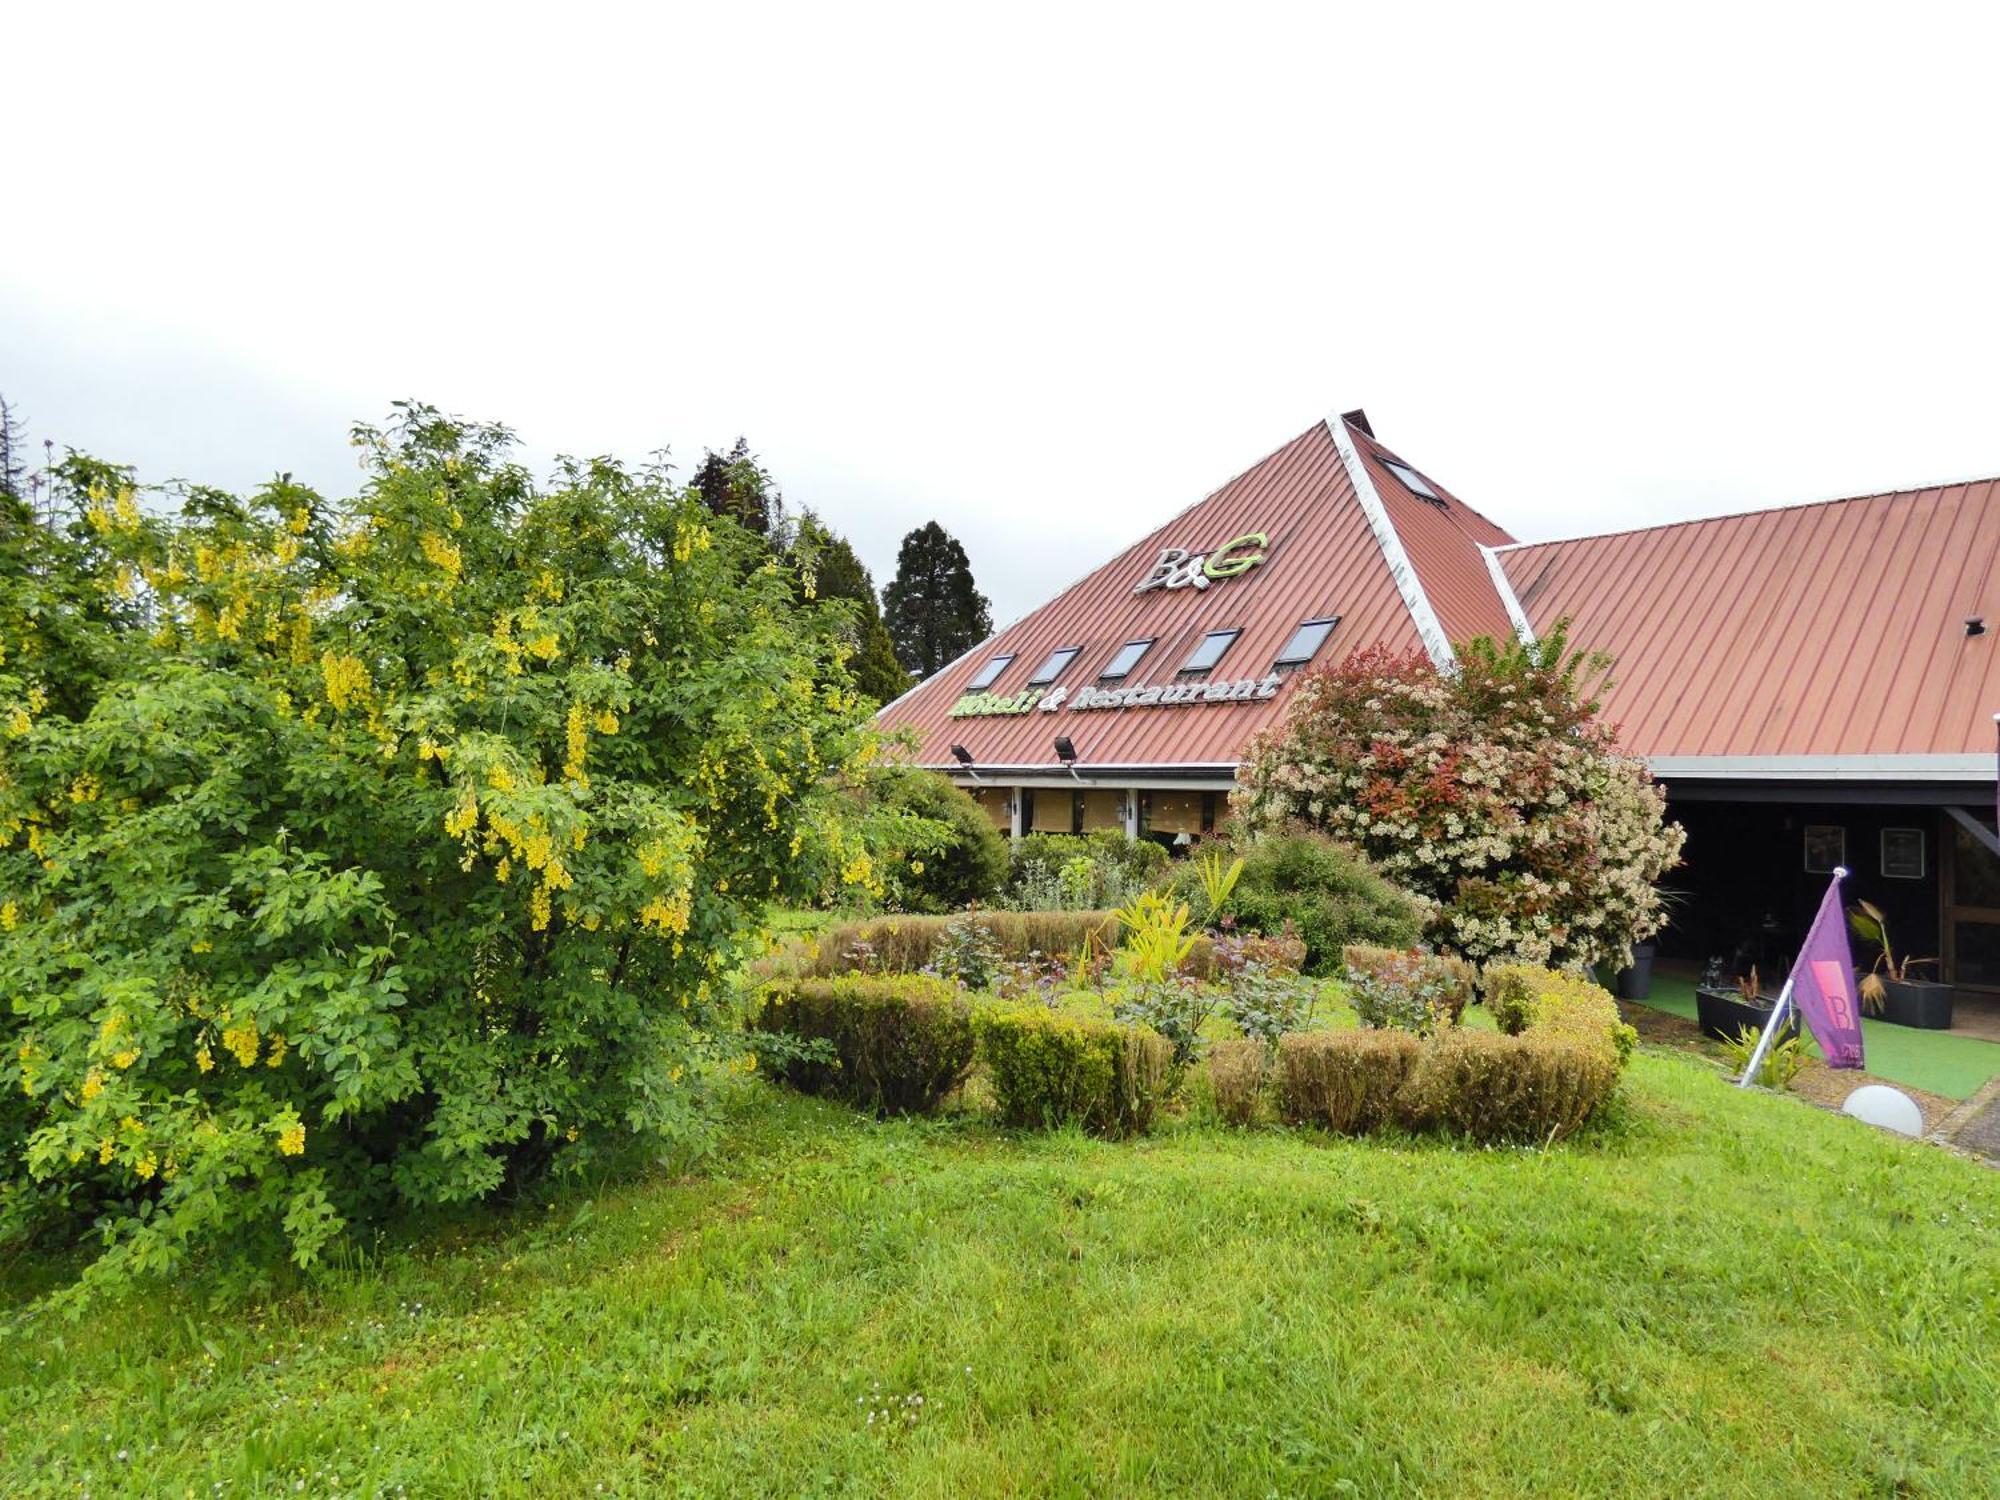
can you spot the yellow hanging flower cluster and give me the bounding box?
[563,702,590,786]
[221,1017,261,1068]
[69,773,101,804]
[322,651,372,713]
[276,1120,306,1156]
[420,530,463,584]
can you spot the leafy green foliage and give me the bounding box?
[865,767,1008,913]
[1341,948,1469,1036]
[1003,831,1166,911]
[1110,975,1220,1072]
[1111,890,1197,985]
[975,1007,1170,1136]
[927,911,1005,989]
[1720,1024,1808,1091]
[880,521,992,678]
[791,512,910,705]
[1173,831,1422,975]
[750,976,976,1115]
[0,404,876,1300]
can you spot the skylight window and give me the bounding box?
[1381,457,1446,506]
[1275,616,1341,666]
[1179,629,1240,673]
[967,653,1014,690]
[1027,646,1081,685]
[1099,638,1154,680]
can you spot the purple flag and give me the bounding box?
[1789,871,1865,1070]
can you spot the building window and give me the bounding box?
[1381,456,1446,507]
[1274,616,1341,667]
[1179,629,1240,674]
[1882,828,1926,880]
[1027,646,1081,685]
[1099,638,1154,680]
[966,653,1014,690]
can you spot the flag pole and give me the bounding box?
[1737,864,1847,1088]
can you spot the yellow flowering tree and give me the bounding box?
[0,404,875,1298]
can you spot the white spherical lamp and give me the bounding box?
[1841,1085,1924,1139]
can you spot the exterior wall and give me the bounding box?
[1660,798,1944,979]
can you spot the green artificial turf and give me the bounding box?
[1634,971,2000,1101]
[3,1052,1995,1498]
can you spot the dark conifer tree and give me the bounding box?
[881,521,992,679]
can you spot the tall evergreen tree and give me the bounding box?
[692,436,784,540]
[881,521,992,679]
[791,511,911,705]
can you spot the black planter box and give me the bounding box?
[1695,987,1799,1045]
[1877,977,1954,1031]
[1614,942,1656,1001]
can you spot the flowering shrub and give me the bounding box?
[1234,628,1684,969]
[0,406,875,1299]
[1342,948,1468,1036]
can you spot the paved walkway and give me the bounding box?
[1933,1077,2000,1165]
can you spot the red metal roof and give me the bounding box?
[878,414,1518,770]
[1497,480,2000,760]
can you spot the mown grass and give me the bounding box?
[2,1049,1996,1498]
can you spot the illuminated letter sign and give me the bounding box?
[1132,531,1268,595]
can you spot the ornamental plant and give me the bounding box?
[1234,627,1684,970]
[0,404,877,1301]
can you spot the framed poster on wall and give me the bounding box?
[1882,827,1926,880]
[1803,825,1846,874]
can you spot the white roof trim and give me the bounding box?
[1479,543,1536,645]
[1650,753,1996,782]
[1328,414,1456,671]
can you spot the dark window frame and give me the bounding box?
[1178,628,1241,675]
[1274,615,1342,667]
[1098,637,1155,681]
[966,653,1015,690]
[1027,645,1082,686]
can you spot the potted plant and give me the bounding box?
[1847,901,1952,1030]
[1695,960,1798,1044]
[1614,940,1657,1001]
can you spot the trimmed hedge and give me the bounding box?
[1484,963,1637,1066]
[1206,1038,1270,1126]
[977,1007,1171,1137]
[1275,1029,1421,1134]
[807,911,1215,981]
[749,975,976,1115]
[1395,1030,1618,1142]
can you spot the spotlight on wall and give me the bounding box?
[1053,737,1077,762]
[1967,617,1987,638]
[950,744,974,765]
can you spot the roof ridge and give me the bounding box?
[1327,414,1456,670]
[1493,470,2000,554]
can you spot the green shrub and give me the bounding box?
[1342,947,1468,1035]
[1177,831,1423,974]
[1484,963,1635,1067]
[1274,1030,1421,1134]
[750,976,976,1115]
[1206,1039,1269,1126]
[1005,831,1167,911]
[809,911,1215,982]
[870,769,1009,913]
[976,1007,1170,1137]
[1394,1030,1617,1142]
[1,407,875,1301]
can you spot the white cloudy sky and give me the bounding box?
[7,3,1997,623]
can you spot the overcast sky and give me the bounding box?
[8,4,1997,623]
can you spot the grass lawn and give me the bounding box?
[3,1051,1996,1498]
[1634,972,2000,1101]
